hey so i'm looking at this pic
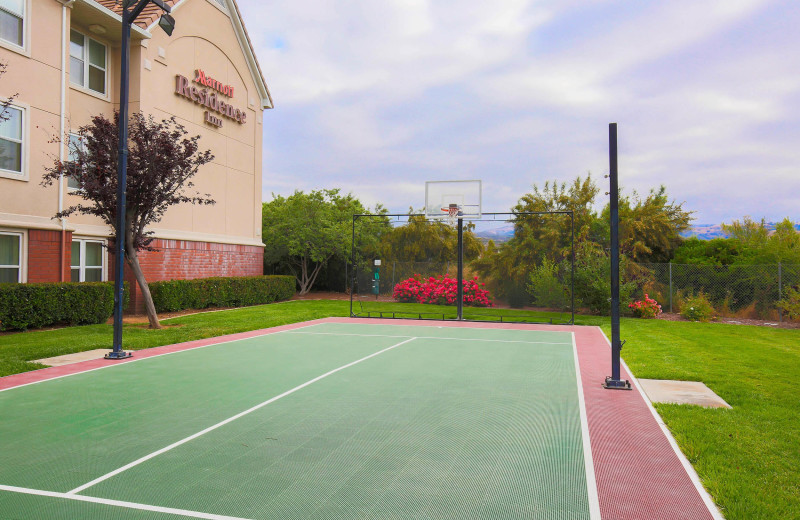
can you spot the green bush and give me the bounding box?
[571,252,636,315]
[777,286,800,320]
[528,259,570,310]
[0,282,127,331]
[681,293,716,322]
[149,275,295,313]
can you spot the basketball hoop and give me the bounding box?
[441,203,460,227]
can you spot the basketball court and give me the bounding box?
[0,318,722,519]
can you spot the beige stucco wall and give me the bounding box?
[0,0,62,229]
[0,0,265,248]
[133,0,263,244]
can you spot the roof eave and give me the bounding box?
[74,0,153,40]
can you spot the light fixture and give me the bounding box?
[89,24,107,35]
[158,13,175,36]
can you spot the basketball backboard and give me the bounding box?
[425,180,482,220]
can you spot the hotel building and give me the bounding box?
[0,0,272,312]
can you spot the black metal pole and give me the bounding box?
[570,211,575,325]
[604,122,630,389]
[107,0,171,359]
[457,217,463,320]
[350,215,356,317]
[107,4,134,360]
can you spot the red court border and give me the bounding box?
[0,317,722,519]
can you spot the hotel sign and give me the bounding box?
[175,69,247,128]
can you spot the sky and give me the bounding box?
[237,0,800,226]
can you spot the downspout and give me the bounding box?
[58,2,70,282]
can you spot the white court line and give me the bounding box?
[67,337,417,495]
[0,484,252,520]
[0,323,330,395]
[286,330,572,345]
[317,320,571,334]
[571,333,601,520]
[595,327,725,520]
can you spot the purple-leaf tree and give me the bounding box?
[42,112,214,329]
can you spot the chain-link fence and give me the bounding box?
[350,212,574,324]
[631,263,800,321]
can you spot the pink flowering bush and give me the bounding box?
[393,275,493,307]
[628,294,662,318]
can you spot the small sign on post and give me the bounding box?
[372,259,381,296]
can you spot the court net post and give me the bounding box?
[604,122,631,390]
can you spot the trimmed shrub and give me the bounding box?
[0,282,127,331]
[149,275,295,313]
[681,293,716,322]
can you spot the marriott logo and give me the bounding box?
[193,69,235,98]
[175,73,247,126]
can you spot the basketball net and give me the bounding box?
[442,204,459,228]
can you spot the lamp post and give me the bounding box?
[106,0,175,360]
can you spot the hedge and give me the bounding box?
[0,282,127,331]
[149,275,295,313]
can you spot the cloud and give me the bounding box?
[241,0,799,225]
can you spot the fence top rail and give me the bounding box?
[353,211,574,219]
[635,263,800,268]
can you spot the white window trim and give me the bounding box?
[203,0,230,15]
[0,0,30,57]
[71,237,107,282]
[0,99,29,181]
[68,28,110,100]
[66,131,85,191]
[0,228,26,283]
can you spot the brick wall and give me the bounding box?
[109,238,264,314]
[27,230,71,283]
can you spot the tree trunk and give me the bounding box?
[125,237,162,329]
[296,256,327,295]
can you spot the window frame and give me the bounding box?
[0,100,28,181]
[0,0,27,54]
[69,28,109,98]
[70,237,106,283]
[66,131,86,191]
[0,229,24,283]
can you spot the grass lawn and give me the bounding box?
[0,299,798,519]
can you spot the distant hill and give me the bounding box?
[680,224,729,240]
[476,222,799,242]
[681,222,800,240]
[475,223,515,242]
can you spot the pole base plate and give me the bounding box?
[603,376,632,390]
[105,351,133,360]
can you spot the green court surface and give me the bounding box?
[0,322,597,519]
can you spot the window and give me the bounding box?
[71,239,104,282]
[0,104,23,175]
[70,30,107,95]
[67,132,85,189]
[0,232,21,283]
[0,0,24,48]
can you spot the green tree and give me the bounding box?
[672,237,743,265]
[474,175,691,309]
[723,217,800,263]
[513,175,601,262]
[596,186,693,262]
[472,175,598,307]
[379,212,483,265]
[262,189,387,295]
[41,112,214,329]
